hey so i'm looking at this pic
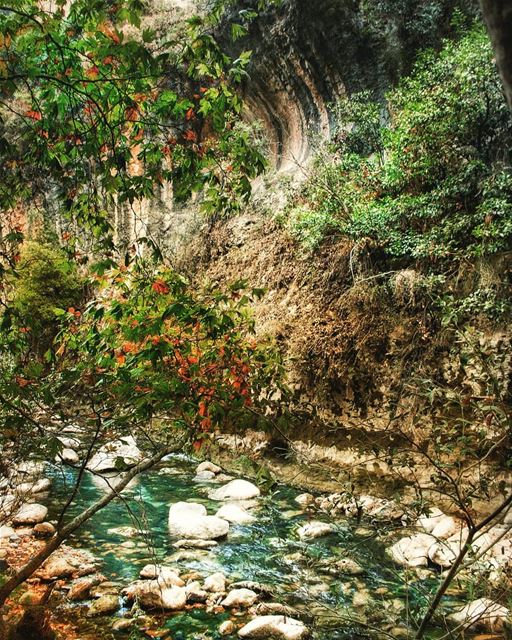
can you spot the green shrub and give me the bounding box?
[287,23,512,260]
[12,241,84,349]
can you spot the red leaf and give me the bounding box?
[25,110,42,121]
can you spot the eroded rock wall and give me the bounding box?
[224,0,479,168]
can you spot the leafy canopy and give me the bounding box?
[0,0,267,247]
[0,261,285,461]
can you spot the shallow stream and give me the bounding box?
[46,455,464,639]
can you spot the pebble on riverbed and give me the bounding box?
[87,594,120,616]
[218,619,236,635]
[297,521,334,540]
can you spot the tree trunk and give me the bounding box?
[480,0,512,110]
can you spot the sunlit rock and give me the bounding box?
[238,615,308,639]
[13,503,48,525]
[68,574,106,601]
[387,533,435,567]
[87,436,143,472]
[139,564,184,586]
[215,503,255,524]
[185,580,208,603]
[209,479,261,501]
[197,461,222,474]
[87,594,120,616]
[168,501,229,540]
[203,572,226,593]
[297,521,334,540]
[295,493,315,508]
[417,510,461,540]
[123,580,187,610]
[222,588,258,607]
[449,598,510,631]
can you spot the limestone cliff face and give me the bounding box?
[116,0,479,246]
[224,0,478,168]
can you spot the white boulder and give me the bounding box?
[215,503,255,524]
[204,572,226,593]
[297,521,334,540]
[13,503,48,525]
[194,470,216,481]
[197,461,222,474]
[449,598,510,631]
[123,580,187,610]
[16,478,51,495]
[57,448,80,465]
[417,510,461,540]
[185,581,208,603]
[87,436,142,472]
[428,538,461,568]
[238,615,308,639]
[295,493,315,508]
[169,501,207,518]
[168,501,228,540]
[139,564,184,586]
[209,479,260,501]
[219,620,236,635]
[388,533,435,567]
[222,588,258,607]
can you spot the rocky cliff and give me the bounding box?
[222,0,479,168]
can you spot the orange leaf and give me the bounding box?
[25,110,42,121]
[122,341,138,354]
[151,280,170,295]
[86,66,99,79]
[183,129,197,142]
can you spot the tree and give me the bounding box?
[479,0,512,111]
[0,0,267,245]
[0,261,285,637]
[0,1,282,637]
[10,241,84,353]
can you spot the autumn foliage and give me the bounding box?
[49,263,284,447]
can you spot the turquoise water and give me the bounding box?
[45,456,459,639]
